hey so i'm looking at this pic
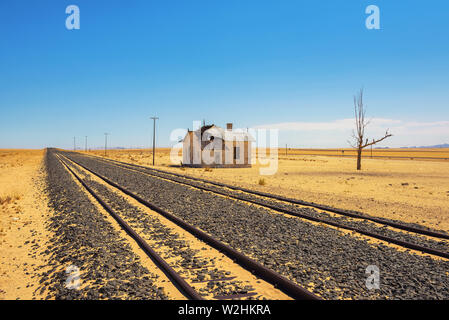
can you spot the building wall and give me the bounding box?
[182,133,251,167]
[182,132,193,165]
[219,140,250,166]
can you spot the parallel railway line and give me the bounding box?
[56,152,320,300]
[81,152,449,239]
[71,152,449,260]
[44,150,449,300]
[279,153,449,161]
[57,155,202,300]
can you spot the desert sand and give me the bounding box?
[0,149,48,300]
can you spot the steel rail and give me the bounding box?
[278,153,449,160]
[81,152,449,241]
[281,153,449,161]
[280,148,449,153]
[70,153,449,260]
[60,153,321,300]
[56,154,203,300]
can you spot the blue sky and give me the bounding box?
[0,0,448,149]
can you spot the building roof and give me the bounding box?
[184,124,255,142]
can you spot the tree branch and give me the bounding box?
[361,130,393,148]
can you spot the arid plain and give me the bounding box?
[0,149,49,299]
[1,148,449,299]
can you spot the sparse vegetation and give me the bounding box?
[349,88,393,170]
[204,167,213,172]
[0,192,21,205]
[0,195,13,205]
[258,178,266,186]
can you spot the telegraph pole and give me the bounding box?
[104,133,109,157]
[85,136,88,152]
[73,137,76,151]
[150,117,159,166]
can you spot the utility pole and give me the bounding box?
[104,133,109,157]
[150,116,159,166]
[73,137,76,151]
[285,144,287,156]
[85,136,88,152]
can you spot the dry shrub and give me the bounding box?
[0,195,12,205]
[258,178,266,186]
[0,192,21,205]
[204,167,213,172]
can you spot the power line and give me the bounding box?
[104,133,109,156]
[150,116,159,166]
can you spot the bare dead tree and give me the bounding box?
[349,89,392,170]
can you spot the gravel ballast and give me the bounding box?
[104,159,449,253]
[67,162,260,299]
[67,151,449,300]
[41,150,168,299]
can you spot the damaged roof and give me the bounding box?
[184,124,255,142]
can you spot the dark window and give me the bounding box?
[234,146,240,160]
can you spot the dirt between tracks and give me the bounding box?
[0,149,49,300]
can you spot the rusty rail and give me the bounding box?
[56,154,203,300]
[74,153,449,259]
[60,153,321,300]
[84,153,449,241]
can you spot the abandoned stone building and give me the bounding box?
[182,123,254,168]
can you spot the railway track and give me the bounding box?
[79,152,449,239]
[70,152,449,260]
[278,153,449,161]
[56,152,320,300]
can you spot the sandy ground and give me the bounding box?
[0,149,49,300]
[86,148,449,232]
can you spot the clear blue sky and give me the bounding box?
[1,0,448,149]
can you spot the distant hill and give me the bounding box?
[400,143,449,149]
